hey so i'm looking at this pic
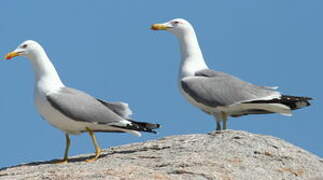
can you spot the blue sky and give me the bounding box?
[0,0,322,168]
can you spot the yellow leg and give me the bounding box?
[85,127,101,162]
[54,133,70,164]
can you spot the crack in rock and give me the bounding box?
[169,169,214,180]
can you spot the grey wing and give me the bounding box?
[47,87,126,125]
[181,69,280,107]
[96,99,133,119]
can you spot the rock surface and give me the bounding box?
[1,130,322,180]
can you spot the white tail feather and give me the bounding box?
[126,130,142,137]
[238,103,292,116]
[219,103,293,116]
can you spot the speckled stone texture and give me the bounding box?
[1,130,322,180]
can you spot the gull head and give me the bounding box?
[5,40,44,60]
[151,18,194,37]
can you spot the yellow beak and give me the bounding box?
[4,51,21,60]
[151,24,169,30]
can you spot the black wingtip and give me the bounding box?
[247,95,313,110]
[122,120,161,133]
[306,97,313,101]
[151,123,161,129]
[281,95,313,109]
[150,124,161,134]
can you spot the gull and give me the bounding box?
[5,40,160,163]
[151,18,312,131]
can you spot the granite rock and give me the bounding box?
[1,130,322,180]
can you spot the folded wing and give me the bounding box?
[181,69,281,108]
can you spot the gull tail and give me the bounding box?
[231,95,312,117]
[231,103,292,117]
[123,120,160,134]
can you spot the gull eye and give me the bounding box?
[22,44,28,48]
[173,21,179,25]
